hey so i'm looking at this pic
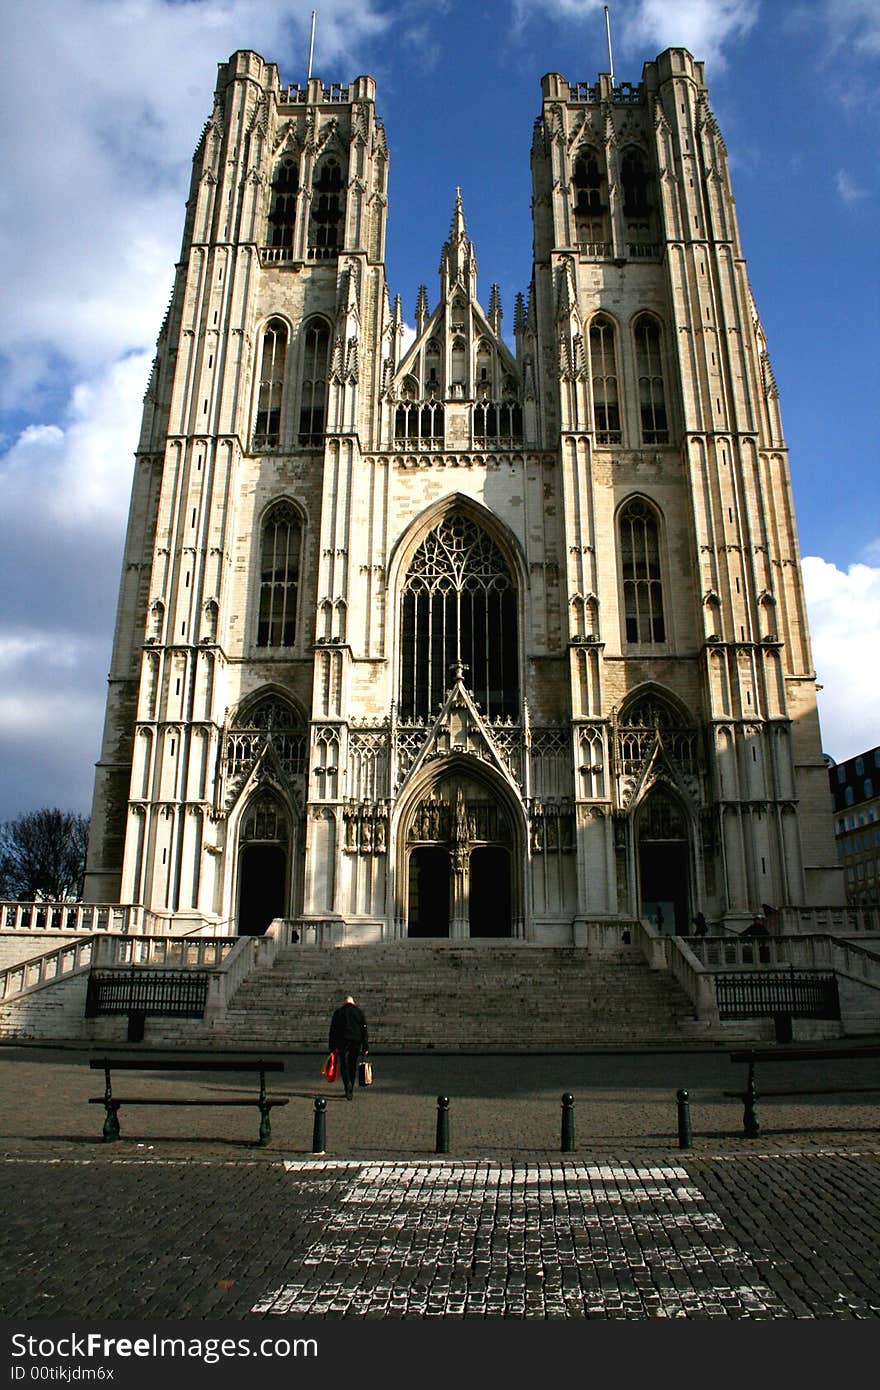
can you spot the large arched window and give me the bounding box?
[590,316,621,444]
[308,157,346,258]
[619,498,666,645]
[298,318,330,445]
[257,502,302,647]
[253,319,288,450]
[634,315,669,443]
[267,156,299,249]
[400,512,519,721]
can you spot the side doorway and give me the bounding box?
[237,792,291,935]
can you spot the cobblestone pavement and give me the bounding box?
[1,1152,879,1320]
[1,1044,878,1320]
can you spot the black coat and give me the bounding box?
[329,1002,368,1052]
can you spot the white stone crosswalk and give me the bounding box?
[252,1161,787,1318]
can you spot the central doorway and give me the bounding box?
[403,770,517,938]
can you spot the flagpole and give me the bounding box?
[604,5,615,87]
[307,10,317,80]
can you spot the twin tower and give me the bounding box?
[84,47,843,941]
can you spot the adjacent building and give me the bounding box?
[83,45,845,940]
[829,748,880,907]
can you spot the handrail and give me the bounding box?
[0,935,98,1004]
[0,933,241,1008]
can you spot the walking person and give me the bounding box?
[329,993,369,1100]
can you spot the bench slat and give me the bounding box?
[730,1046,880,1064]
[88,1097,288,1107]
[90,1058,284,1072]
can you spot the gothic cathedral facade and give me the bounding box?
[83,46,844,941]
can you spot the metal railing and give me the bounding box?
[85,970,209,1018]
[715,971,839,1020]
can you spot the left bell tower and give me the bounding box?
[84,51,390,927]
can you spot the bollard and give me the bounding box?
[676,1088,692,1150]
[561,1093,575,1153]
[312,1096,327,1154]
[435,1095,450,1154]
[742,1061,760,1138]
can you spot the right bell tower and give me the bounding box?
[524,47,843,928]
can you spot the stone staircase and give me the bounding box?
[218,941,701,1050]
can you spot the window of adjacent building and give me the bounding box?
[253,318,288,450]
[309,157,345,257]
[257,502,301,647]
[634,315,669,444]
[856,757,864,775]
[865,779,874,798]
[267,156,298,248]
[589,316,621,444]
[619,498,666,644]
[298,318,330,445]
[400,511,519,721]
[845,787,854,806]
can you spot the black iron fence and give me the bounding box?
[85,970,209,1019]
[715,971,840,1021]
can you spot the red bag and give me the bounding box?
[321,1051,338,1082]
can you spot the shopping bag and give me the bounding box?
[358,1059,373,1087]
[322,1051,338,1082]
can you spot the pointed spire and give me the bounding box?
[440,187,477,299]
[514,292,526,337]
[415,284,429,335]
[489,284,502,336]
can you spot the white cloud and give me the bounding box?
[803,555,880,762]
[835,169,868,205]
[817,0,880,57]
[0,1,388,386]
[511,0,759,71]
[0,0,388,822]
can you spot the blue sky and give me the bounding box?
[0,0,878,823]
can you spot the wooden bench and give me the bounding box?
[729,1044,880,1137]
[89,1057,288,1147]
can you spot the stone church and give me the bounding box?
[83,45,844,943]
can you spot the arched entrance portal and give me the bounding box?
[403,771,518,938]
[237,792,290,935]
[637,788,691,935]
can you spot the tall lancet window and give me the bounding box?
[309,157,346,257]
[298,318,330,446]
[590,316,621,444]
[400,512,518,721]
[257,502,302,647]
[619,498,666,645]
[267,156,299,249]
[635,315,669,443]
[253,319,288,450]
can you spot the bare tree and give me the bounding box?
[0,809,90,901]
